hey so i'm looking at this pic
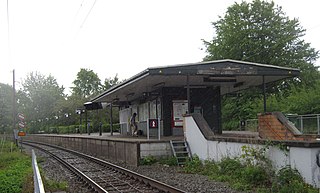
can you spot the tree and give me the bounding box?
[203,0,319,86]
[54,94,87,127]
[18,72,65,133]
[0,83,13,133]
[72,68,102,98]
[202,0,320,129]
[103,74,120,90]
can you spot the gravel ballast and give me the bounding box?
[24,145,240,193]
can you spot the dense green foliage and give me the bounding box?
[183,150,318,192]
[0,83,13,134]
[203,0,319,130]
[0,139,69,192]
[203,0,319,82]
[44,123,120,134]
[0,69,121,134]
[140,156,178,166]
[18,72,65,133]
[103,74,120,90]
[72,68,102,98]
[0,148,32,193]
[41,177,68,192]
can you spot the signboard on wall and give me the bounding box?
[172,100,188,127]
[119,108,131,124]
[147,118,160,140]
[149,119,159,128]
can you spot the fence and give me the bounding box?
[32,149,45,193]
[240,114,320,135]
[286,114,320,135]
[239,119,259,132]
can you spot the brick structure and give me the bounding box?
[258,112,319,141]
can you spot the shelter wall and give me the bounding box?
[162,86,222,136]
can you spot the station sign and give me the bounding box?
[149,119,159,129]
[18,113,25,121]
[147,118,160,140]
[18,113,26,130]
[18,131,26,137]
[19,122,25,128]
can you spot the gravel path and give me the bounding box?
[24,145,241,193]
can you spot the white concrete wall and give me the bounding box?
[184,116,320,188]
[140,142,172,158]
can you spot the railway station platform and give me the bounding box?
[23,130,260,167]
[24,132,185,166]
[52,132,184,142]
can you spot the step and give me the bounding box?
[175,151,188,154]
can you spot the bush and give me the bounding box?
[275,166,303,185]
[140,155,157,165]
[201,160,219,176]
[241,165,269,187]
[158,156,178,166]
[218,157,242,176]
[92,123,120,133]
[181,152,318,192]
[184,155,203,173]
[271,166,317,193]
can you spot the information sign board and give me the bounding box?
[149,119,159,129]
[18,131,26,137]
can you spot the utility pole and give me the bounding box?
[12,69,17,145]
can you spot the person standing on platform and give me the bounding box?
[130,112,138,136]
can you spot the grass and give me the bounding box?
[0,151,32,193]
[183,155,319,193]
[140,155,178,166]
[0,140,68,193]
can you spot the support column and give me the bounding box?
[186,74,191,114]
[85,110,89,135]
[98,109,102,136]
[110,103,113,136]
[263,76,267,113]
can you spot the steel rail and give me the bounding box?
[23,140,186,193]
[24,142,108,193]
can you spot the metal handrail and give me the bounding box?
[32,149,45,193]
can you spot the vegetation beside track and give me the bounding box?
[0,140,68,193]
[0,141,32,193]
[183,146,318,193]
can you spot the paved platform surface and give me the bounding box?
[34,130,259,143]
[36,132,184,142]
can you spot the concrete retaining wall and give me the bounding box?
[140,142,172,158]
[185,116,320,188]
[24,135,174,166]
[24,135,140,166]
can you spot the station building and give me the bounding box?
[91,59,299,136]
[27,59,320,188]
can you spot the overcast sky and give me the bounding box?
[0,0,319,94]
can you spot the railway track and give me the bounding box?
[23,141,186,193]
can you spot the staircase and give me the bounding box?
[170,140,191,166]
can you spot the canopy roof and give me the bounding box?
[92,59,299,103]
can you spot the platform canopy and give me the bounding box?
[92,59,299,103]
